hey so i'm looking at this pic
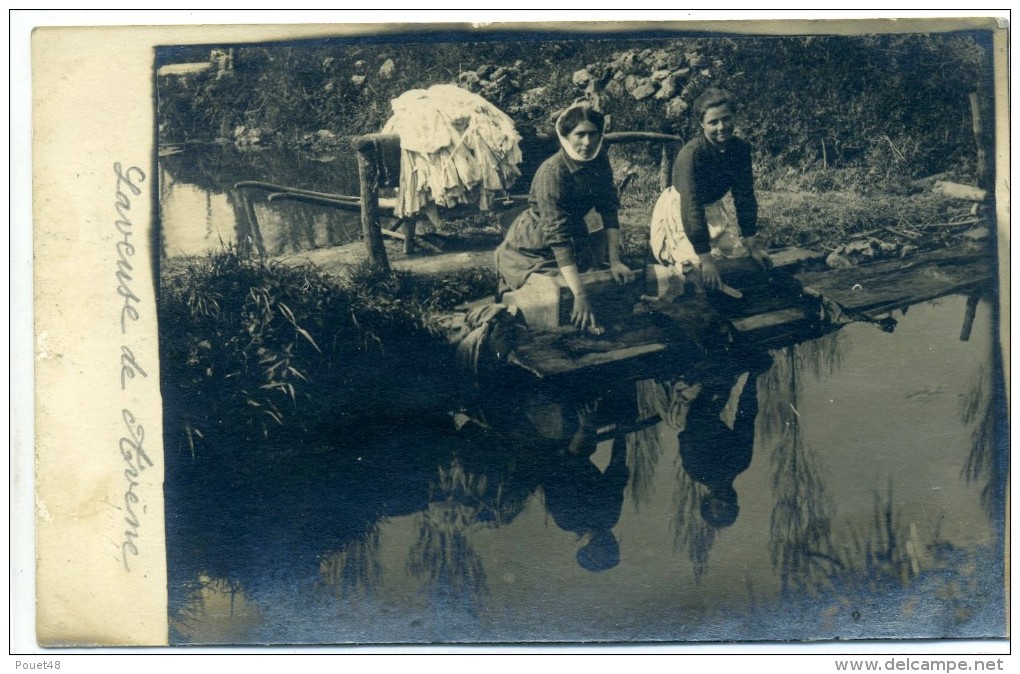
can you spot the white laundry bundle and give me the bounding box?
[382,84,523,219]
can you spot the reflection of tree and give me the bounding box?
[319,524,383,603]
[672,464,716,583]
[628,379,668,511]
[760,329,972,606]
[169,575,254,643]
[960,363,1007,526]
[408,459,490,618]
[834,484,923,591]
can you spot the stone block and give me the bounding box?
[504,267,644,331]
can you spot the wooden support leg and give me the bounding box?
[960,293,980,342]
[403,218,416,255]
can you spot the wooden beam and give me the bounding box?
[239,181,397,210]
[267,192,363,211]
[604,131,683,144]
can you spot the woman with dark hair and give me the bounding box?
[650,87,772,292]
[495,103,636,333]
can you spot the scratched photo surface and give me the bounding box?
[154,26,1007,645]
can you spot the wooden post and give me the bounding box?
[960,293,980,342]
[969,92,990,192]
[238,190,266,258]
[226,189,251,257]
[403,219,416,255]
[659,144,671,191]
[353,135,390,273]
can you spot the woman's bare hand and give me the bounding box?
[744,236,774,270]
[571,293,600,333]
[609,261,636,285]
[700,258,723,290]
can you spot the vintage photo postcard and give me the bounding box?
[23,13,1010,652]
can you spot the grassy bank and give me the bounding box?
[613,156,978,263]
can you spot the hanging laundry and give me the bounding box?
[381,84,523,219]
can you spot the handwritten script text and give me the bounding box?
[114,162,151,572]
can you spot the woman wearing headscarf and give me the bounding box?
[650,87,772,293]
[495,103,636,332]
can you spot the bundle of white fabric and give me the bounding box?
[382,84,523,219]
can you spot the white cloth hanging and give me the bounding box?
[381,84,523,219]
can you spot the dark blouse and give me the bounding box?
[671,134,758,255]
[494,148,620,293]
[516,149,619,262]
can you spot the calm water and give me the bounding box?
[165,294,1006,644]
[158,146,365,258]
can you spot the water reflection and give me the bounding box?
[159,145,365,258]
[541,403,628,573]
[960,361,1008,528]
[627,379,667,512]
[318,524,382,604]
[668,357,768,581]
[409,460,491,619]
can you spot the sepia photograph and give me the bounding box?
[152,20,1007,645]
[19,12,1009,656]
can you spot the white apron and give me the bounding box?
[649,186,748,274]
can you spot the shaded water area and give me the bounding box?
[165,294,1006,644]
[159,145,364,258]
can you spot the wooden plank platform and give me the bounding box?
[506,319,670,379]
[794,244,994,318]
[440,244,995,380]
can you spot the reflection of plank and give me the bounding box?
[509,342,668,378]
[795,245,993,317]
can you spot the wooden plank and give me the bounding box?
[934,181,989,202]
[731,308,806,332]
[769,247,827,268]
[509,342,668,378]
[794,245,994,317]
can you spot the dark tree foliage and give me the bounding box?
[157,32,991,182]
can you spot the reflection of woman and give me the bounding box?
[678,366,761,528]
[541,403,629,572]
[495,103,635,332]
[650,88,771,291]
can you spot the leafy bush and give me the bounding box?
[160,249,349,451]
[159,249,491,457]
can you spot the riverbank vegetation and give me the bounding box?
[159,248,495,459]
